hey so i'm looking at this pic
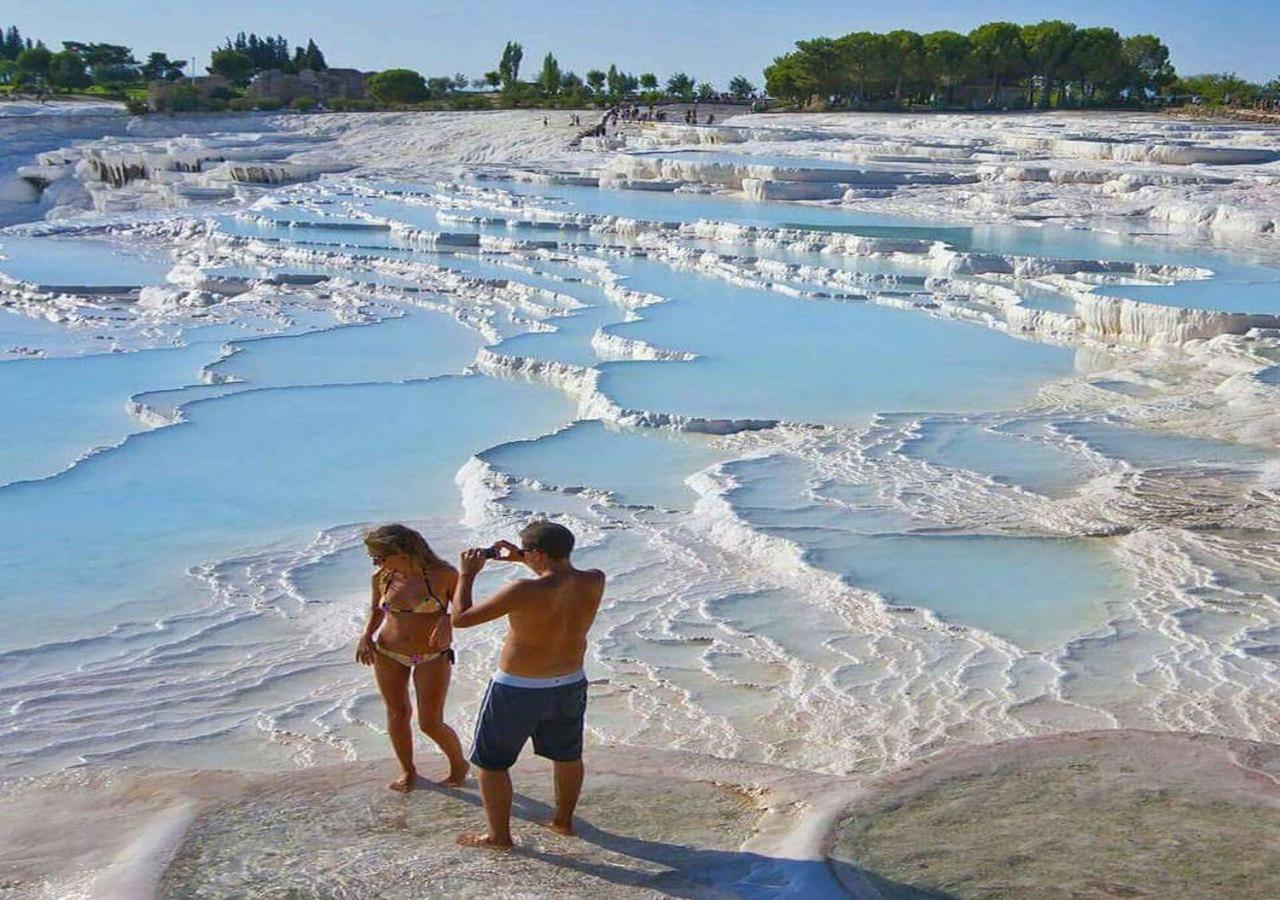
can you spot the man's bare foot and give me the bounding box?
[388,769,416,793]
[542,818,575,837]
[439,763,470,787]
[457,832,513,850]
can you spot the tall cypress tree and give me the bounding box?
[2,26,24,60]
[304,39,326,71]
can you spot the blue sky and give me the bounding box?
[9,1,1278,84]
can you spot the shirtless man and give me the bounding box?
[451,520,605,849]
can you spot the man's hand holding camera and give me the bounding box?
[459,540,524,576]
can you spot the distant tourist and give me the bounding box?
[356,524,470,792]
[451,521,606,849]
[543,115,549,126]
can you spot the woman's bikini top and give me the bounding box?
[379,570,449,616]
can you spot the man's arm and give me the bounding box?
[452,548,531,629]
[452,578,533,628]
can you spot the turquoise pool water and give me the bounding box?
[0,235,173,287]
[596,257,1074,425]
[482,420,725,509]
[1,164,1275,778]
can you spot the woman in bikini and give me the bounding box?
[356,524,469,792]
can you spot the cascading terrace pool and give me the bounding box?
[1,139,1278,784]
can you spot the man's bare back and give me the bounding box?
[500,567,604,678]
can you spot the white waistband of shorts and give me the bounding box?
[493,669,586,689]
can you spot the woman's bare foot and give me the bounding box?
[457,831,513,850]
[438,762,470,787]
[542,818,575,836]
[388,769,416,793]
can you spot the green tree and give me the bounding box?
[427,75,455,96]
[498,41,522,90]
[665,71,694,101]
[61,42,138,84]
[696,81,716,101]
[368,68,428,104]
[796,36,850,101]
[560,71,584,101]
[48,49,91,89]
[837,32,889,102]
[483,70,501,89]
[539,52,561,96]
[728,75,755,100]
[585,69,606,95]
[884,29,924,101]
[303,39,326,71]
[968,21,1027,105]
[140,51,186,81]
[16,44,52,81]
[605,64,623,98]
[2,26,26,60]
[1070,27,1125,103]
[167,82,202,111]
[208,49,253,86]
[639,72,658,91]
[1176,72,1258,106]
[763,52,817,107]
[922,31,971,106]
[1122,34,1174,96]
[1022,20,1076,107]
[220,33,293,74]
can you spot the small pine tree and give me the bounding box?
[728,75,755,100]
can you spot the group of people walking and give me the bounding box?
[608,104,714,125]
[356,521,605,849]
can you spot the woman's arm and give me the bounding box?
[356,572,385,665]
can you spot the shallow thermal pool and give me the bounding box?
[596,256,1075,425]
[0,234,173,288]
[482,420,726,509]
[1089,262,1280,314]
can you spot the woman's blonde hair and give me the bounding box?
[363,524,449,576]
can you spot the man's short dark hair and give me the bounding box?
[520,520,575,559]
